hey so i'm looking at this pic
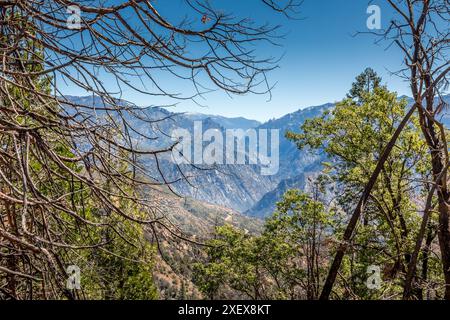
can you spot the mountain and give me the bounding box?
[242,104,333,217]
[63,95,279,212]
[256,103,333,179]
[63,95,332,213]
[63,94,450,217]
[146,102,333,213]
[183,112,261,130]
[245,174,306,217]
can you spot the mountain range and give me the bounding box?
[64,94,450,218]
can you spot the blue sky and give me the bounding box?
[63,0,414,122]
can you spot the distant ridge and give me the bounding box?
[62,94,450,216]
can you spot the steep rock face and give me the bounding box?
[148,103,333,212]
[147,159,279,213]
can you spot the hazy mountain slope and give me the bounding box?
[183,112,261,130]
[154,103,333,212]
[242,104,333,217]
[64,95,278,212]
[256,103,333,180]
[245,174,306,218]
[152,160,279,213]
[63,95,332,213]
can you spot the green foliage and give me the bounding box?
[347,67,382,102]
[194,225,260,299]
[194,185,335,300]
[81,217,158,300]
[0,13,158,298]
[71,161,159,300]
[286,70,436,299]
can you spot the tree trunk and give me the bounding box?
[419,122,450,299]
[421,220,434,299]
[426,125,450,300]
[403,174,440,299]
[437,200,450,299]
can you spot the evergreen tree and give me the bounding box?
[347,68,382,102]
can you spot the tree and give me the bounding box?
[194,179,335,300]
[0,0,300,299]
[194,224,265,300]
[318,0,450,300]
[347,67,382,102]
[264,183,335,300]
[288,72,432,299]
[385,0,450,300]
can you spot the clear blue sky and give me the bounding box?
[62,0,413,122]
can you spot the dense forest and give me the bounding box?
[0,0,449,301]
